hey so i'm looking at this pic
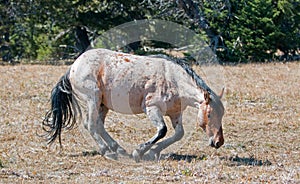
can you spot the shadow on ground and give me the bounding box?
[161,153,207,163]
[221,155,272,166]
[68,151,272,167]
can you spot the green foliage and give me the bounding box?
[0,0,299,62]
[202,0,300,62]
[35,34,54,61]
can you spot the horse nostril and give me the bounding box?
[215,139,224,149]
[215,141,221,148]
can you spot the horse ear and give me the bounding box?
[219,87,225,99]
[204,90,210,105]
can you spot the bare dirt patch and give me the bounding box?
[0,62,299,183]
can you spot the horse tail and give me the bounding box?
[42,68,81,146]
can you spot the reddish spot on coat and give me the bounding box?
[124,58,130,62]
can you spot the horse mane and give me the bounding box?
[150,54,217,98]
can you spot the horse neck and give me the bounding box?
[179,81,206,108]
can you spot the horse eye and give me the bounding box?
[207,114,211,118]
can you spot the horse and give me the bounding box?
[43,48,225,162]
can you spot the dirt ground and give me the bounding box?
[0,62,299,183]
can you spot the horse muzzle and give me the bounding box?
[209,136,224,149]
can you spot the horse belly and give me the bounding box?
[102,82,145,114]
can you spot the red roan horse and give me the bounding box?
[43,48,225,162]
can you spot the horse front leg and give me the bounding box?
[132,106,167,162]
[146,113,184,160]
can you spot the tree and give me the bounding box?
[142,0,300,62]
[0,0,299,62]
[200,0,300,62]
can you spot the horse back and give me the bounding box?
[70,49,192,114]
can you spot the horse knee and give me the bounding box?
[147,125,167,145]
[158,125,167,140]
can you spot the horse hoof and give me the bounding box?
[104,152,118,160]
[117,147,130,157]
[132,150,141,162]
[99,146,109,156]
[144,150,160,161]
[143,151,155,161]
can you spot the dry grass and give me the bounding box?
[0,62,299,183]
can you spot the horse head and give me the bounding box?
[196,88,225,149]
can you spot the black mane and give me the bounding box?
[151,54,217,97]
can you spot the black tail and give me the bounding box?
[42,69,81,146]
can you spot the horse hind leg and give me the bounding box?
[132,106,167,162]
[73,76,126,159]
[82,101,109,156]
[84,98,128,160]
[97,104,129,158]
